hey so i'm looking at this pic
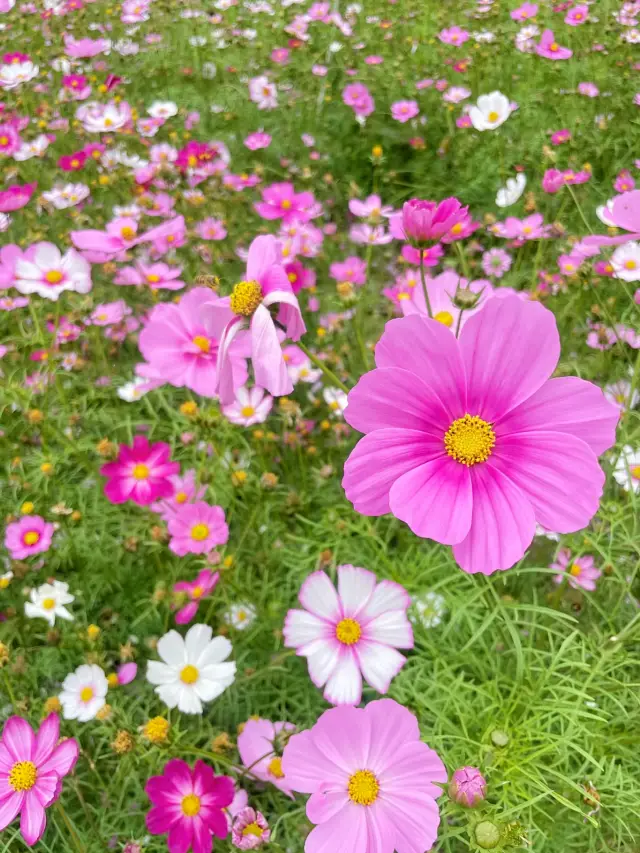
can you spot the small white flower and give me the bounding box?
[323,387,348,417]
[59,664,108,722]
[468,91,513,131]
[224,603,257,631]
[613,445,640,492]
[604,379,639,411]
[25,580,74,627]
[611,241,640,281]
[147,100,178,119]
[190,36,207,47]
[0,213,11,232]
[202,63,217,79]
[411,591,447,629]
[496,173,527,208]
[222,386,272,426]
[0,571,13,590]
[117,376,150,402]
[146,624,236,715]
[42,183,90,210]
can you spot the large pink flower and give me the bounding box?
[343,297,619,575]
[254,182,317,223]
[281,699,447,853]
[0,714,79,846]
[237,719,296,798]
[283,565,413,705]
[206,236,306,404]
[138,287,247,398]
[167,501,229,556]
[100,436,180,506]
[0,181,36,213]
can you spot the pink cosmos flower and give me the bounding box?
[174,569,220,625]
[511,2,538,20]
[282,699,447,853]
[348,195,392,220]
[578,82,599,98]
[565,3,588,25]
[401,244,445,267]
[0,244,22,289]
[151,470,207,522]
[389,198,468,246]
[481,248,512,278]
[244,131,271,150]
[248,76,278,109]
[493,213,548,241]
[195,218,227,241]
[614,171,635,193]
[100,436,179,506]
[113,663,137,686]
[4,515,54,560]
[536,29,572,60]
[551,129,571,145]
[64,34,111,58]
[349,224,393,245]
[342,83,375,118]
[207,236,306,404]
[439,26,469,46]
[329,256,367,285]
[342,297,618,575]
[551,548,601,591]
[283,565,413,705]
[0,181,36,212]
[71,216,185,263]
[584,190,640,248]
[145,759,234,853]
[284,260,315,293]
[167,501,229,556]
[138,287,247,398]
[115,262,185,291]
[254,183,317,224]
[222,385,273,426]
[231,807,270,849]
[62,74,91,100]
[391,100,419,122]
[89,300,129,326]
[237,719,296,797]
[0,123,20,156]
[0,714,79,846]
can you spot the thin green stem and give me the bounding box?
[55,802,86,853]
[3,671,17,712]
[296,341,350,394]
[453,239,471,280]
[566,184,593,235]
[418,252,434,318]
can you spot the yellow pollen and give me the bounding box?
[121,226,135,240]
[191,585,204,599]
[335,617,362,645]
[0,136,8,145]
[241,406,256,418]
[550,42,559,51]
[230,280,263,316]
[104,118,113,127]
[523,226,532,234]
[146,273,160,283]
[488,110,499,122]
[267,757,284,778]
[191,523,210,541]
[132,463,150,480]
[288,272,297,282]
[569,563,582,577]
[631,465,640,479]
[80,686,94,702]
[281,199,291,209]
[70,159,80,168]
[444,414,496,466]
[181,794,201,816]
[348,770,379,806]
[434,310,454,327]
[144,716,169,743]
[193,335,210,354]
[243,822,264,838]
[9,761,37,792]
[45,270,63,284]
[42,598,56,610]
[397,292,410,300]
[175,491,188,504]
[624,260,637,270]
[23,531,40,546]
[180,664,199,684]
[451,222,463,234]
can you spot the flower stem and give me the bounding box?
[55,802,87,853]
[296,341,350,394]
[566,184,593,235]
[418,251,434,319]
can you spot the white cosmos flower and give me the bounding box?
[323,387,348,417]
[14,243,92,301]
[410,591,447,629]
[611,241,640,281]
[13,134,50,161]
[468,91,513,131]
[25,580,74,627]
[0,61,39,90]
[117,376,150,402]
[59,664,108,722]
[496,173,527,208]
[0,213,11,232]
[224,603,257,631]
[146,624,236,715]
[148,100,178,119]
[613,445,640,492]
[222,386,272,426]
[42,183,90,210]
[76,100,132,133]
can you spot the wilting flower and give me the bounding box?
[551,549,601,591]
[282,699,447,853]
[100,436,180,506]
[231,807,271,849]
[237,718,296,797]
[4,515,54,560]
[342,297,619,575]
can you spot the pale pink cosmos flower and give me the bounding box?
[14,243,91,300]
[195,218,227,241]
[231,807,270,849]
[64,34,111,58]
[0,123,21,156]
[254,182,318,223]
[174,569,220,625]
[342,297,619,575]
[248,75,278,109]
[329,256,367,285]
[283,564,413,705]
[578,82,599,98]
[4,515,55,560]
[565,3,588,25]
[89,300,130,326]
[282,699,447,853]
[349,224,393,245]
[390,100,419,122]
[237,719,296,797]
[482,248,512,278]
[222,386,273,427]
[100,436,180,506]
[492,213,549,241]
[342,83,375,118]
[115,261,185,291]
[167,501,229,556]
[551,549,601,591]
[511,2,538,20]
[348,195,392,220]
[244,131,272,150]
[151,469,207,521]
[439,25,470,46]
[536,29,572,60]
[0,714,79,846]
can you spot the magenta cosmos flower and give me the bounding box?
[206,236,306,405]
[174,569,220,625]
[100,435,180,506]
[4,515,54,560]
[237,718,296,797]
[145,759,234,853]
[167,501,229,556]
[283,564,413,705]
[342,297,618,575]
[0,714,79,846]
[551,549,601,591]
[282,699,447,853]
[389,198,469,246]
[536,29,572,60]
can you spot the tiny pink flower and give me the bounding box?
[391,100,419,122]
[222,385,273,427]
[151,470,207,522]
[551,549,601,591]
[4,515,54,560]
[174,569,220,625]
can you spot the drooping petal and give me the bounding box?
[250,304,293,397]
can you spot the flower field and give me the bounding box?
[0,0,639,851]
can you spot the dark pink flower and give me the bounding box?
[390,198,469,246]
[100,436,180,506]
[0,182,36,213]
[174,570,220,625]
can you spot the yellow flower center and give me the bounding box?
[631,465,640,479]
[191,523,210,541]
[42,597,56,610]
[192,335,210,353]
[146,273,160,283]
[267,757,284,778]
[281,199,291,209]
[191,585,204,599]
[243,822,264,838]
[288,272,297,283]
[348,770,379,806]
[488,110,499,122]
[397,292,410,301]
[550,42,559,51]
[175,491,188,504]
[335,617,362,645]
[180,664,199,684]
[23,531,40,546]
[230,280,263,316]
[181,794,201,816]
[624,260,637,270]
[45,270,64,284]
[80,686,94,702]
[9,761,37,792]
[569,563,582,577]
[434,310,454,327]
[0,578,9,589]
[132,463,150,480]
[120,226,135,240]
[0,136,8,146]
[451,222,463,234]
[241,405,256,418]
[444,414,496,466]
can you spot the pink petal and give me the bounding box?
[323,650,362,706]
[0,791,23,832]
[381,741,447,799]
[303,638,341,689]
[246,235,279,281]
[2,717,35,762]
[380,791,440,853]
[337,565,376,618]
[362,700,420,774]
[306,788,349,825]
[281,729,346,794]
[168,820,193,853]
[357,581,411,624]
[20,791,46,847]
[304,803,368,853]
[299,571,340,621]
[32,715,59,766]
[39,738,79,778]
[389,455,472,544]
[192,816,214,853]
[146,804,182,834]
[355,640,407,693]
[363,611,413,648]
[452,464,536,574]
[283,609,331,648]
[459,296,560,421]
[250,304,293,397]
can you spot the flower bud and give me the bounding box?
[475,820,501,849]
[449,766,487,807]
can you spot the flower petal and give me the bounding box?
[1,717,35,762]
[323,650,362,706]
[298,571,340,621]
[355,640,407,694]
[337,565,376,618]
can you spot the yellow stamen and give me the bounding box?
[192,335,210,354]
[191,523,209,541]
[180,665,199,684]
[23,531,40,546]
[335,617,361,645]
[569,563,582,577]
[132,464,150,480]
[241,406,256,418]
[80,686,94,702]
[487,110,499,122]
[181,794,200,816]
[242,822,264,838]
[348,770,379,806]
[42,598,56,610]
[175,491,188,504]
[434,310,454,327]
[444,414,496,466]
[120,226,135,240]
[631,465,640,479]
[191,585,204,599]
[45,270,63,284]
[146,273,160,283]
[230,280,263,316]
[268,756,284,778]
[9,761,37,792]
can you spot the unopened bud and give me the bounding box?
[453,285,484,310]
[475,821,501,849]
[449,766,487,807]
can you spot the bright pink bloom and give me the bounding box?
[389,198,468,246]
[284,260,315,293]
[551,549,601,591]
[167,502,229,556]
[145,759,234,853]
[401,244,444,267]
[329,256,367,285]
[209,236,306,404]
[551,129,571,145]
[391,100,419,122]
[565,4,588,25]
[139,287,246,397]
[614,171,635,193]
[231,807,270,849]
[254,182,317,224]
[283,565,413,705]
[536,29,572,60]
[542,168,565,193]
[282,699,447,853]
[439,26,469,46]
[115,663,137,685]
[244,131,271,150]
[342,297,618,575]
[237,719,296,797]
[0,714,79,846]
[151,469,207,522]
[100,436,179,506]
[342,83,375,117]
[174,569,220,625]
[4,515,54,560]
[511,2,538,20]
[449,767,487,807]
[0,182,36,213]
[0,123,20,156]
[58,152,87,172]
[63,34,111,58]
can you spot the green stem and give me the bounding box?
[353,243,373,369]
[3,671,17,712]
[28,300,43,344]
[296,341,350,394]
[453,239,471,280]
[55,802,86,853]
[566,184,593,234]
[454,308,466,339]
[418,251,434,319]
